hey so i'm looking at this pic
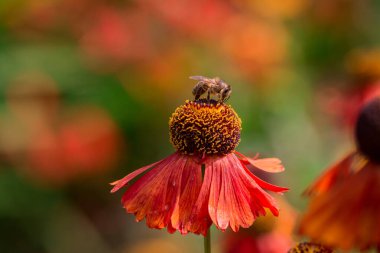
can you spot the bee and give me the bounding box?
[189,76,231,102]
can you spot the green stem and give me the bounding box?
[204,228,211,253]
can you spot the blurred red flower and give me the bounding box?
[233,0,308,20]
[140,0,232,39]
[80,7,154,70]
[303,151,357,196]
[224,196,297,253]
[1,72,123,185]
[220,16,288,80]
[27,106,122,184]
[299,97,380,251]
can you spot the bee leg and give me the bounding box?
[220,88,230,103]
[207,91,210,101]
[219,93,226,104]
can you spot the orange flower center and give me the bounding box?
[169,99,241,155]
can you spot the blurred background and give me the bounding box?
[0,0,380,252]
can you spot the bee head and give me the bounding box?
[221,87,232,102]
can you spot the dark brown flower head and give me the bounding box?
[288,242,333,253]
[169,99,241,155]
[355,97,380,163]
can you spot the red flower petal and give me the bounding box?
[110,158,165,193]
[120,153,182,226]
[219,156,254,231]
[202,154,287,232]
[170,157,203,234]
[144,156,186,229]
[230,154,281,217]
[111,152,287,235]
[249,158,284,173]
[299,163,380,250]
[208,159,223,229]
[304,152,356,196]
[242,165,289,193]
[167,222,176,234]
[188,161,213,236]
[235,151,285,173]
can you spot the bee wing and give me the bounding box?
[189,76,211,81]
[218,79,227,85]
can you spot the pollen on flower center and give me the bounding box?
[169,99,241,155]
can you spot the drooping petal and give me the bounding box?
[203,154,286,233]
[304,151,356,196]
[123,160,175,222]
[208,159,223,229]
[218,156,254,231]
[145,156,187,229]
[235,151,284,173]
[119,153,185,228]
[120,153,177,207]
[299,163,380,251]
[215,159,233,231]
[110,158,165,193]
[188,161,213,236]
[111,151,287,235]
[249,158,284,173]
[230,154,282,216]
[242,165,288,193]
[170,157,203,234]
[167,222,176,234]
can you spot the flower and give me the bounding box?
[299,97,380,251]
[111,97,287,236]
[2,73,122,186]
[28,106,122,185]
[220,16,288,80]
[288,242,333,253]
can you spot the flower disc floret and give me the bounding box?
[169,99,241,155]
[288,242,333,253]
